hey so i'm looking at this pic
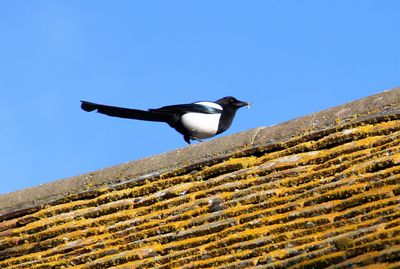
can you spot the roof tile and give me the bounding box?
[0,88,400,268]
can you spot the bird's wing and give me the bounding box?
[81,101,172,122]
[150,103,222,115]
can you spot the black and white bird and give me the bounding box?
[80,96,249,144]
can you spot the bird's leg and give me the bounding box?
[184,135,204,144]
[184,135,191,144]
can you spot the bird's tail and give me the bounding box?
[81,101,100,112]
[80,101,171,122]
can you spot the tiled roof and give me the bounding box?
[1,88,400,268]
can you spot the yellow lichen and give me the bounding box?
[1,118,400,269]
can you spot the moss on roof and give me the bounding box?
[0,88,400,268]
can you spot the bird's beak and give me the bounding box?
[236,101,251,109]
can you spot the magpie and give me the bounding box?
[80,96,249,144]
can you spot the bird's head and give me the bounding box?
[216,96,250,110]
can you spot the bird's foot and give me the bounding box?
[184,135,204,144]
[184,135,191,144]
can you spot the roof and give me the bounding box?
[0,87,399,268]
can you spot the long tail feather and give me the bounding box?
[80,101,171,122]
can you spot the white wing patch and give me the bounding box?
[181,112,221,139]
[195,102,223,111]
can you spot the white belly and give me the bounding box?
[181,112,221,139]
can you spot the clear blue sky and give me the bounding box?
[0,1,399,194]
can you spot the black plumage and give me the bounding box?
[81,96,249,144]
